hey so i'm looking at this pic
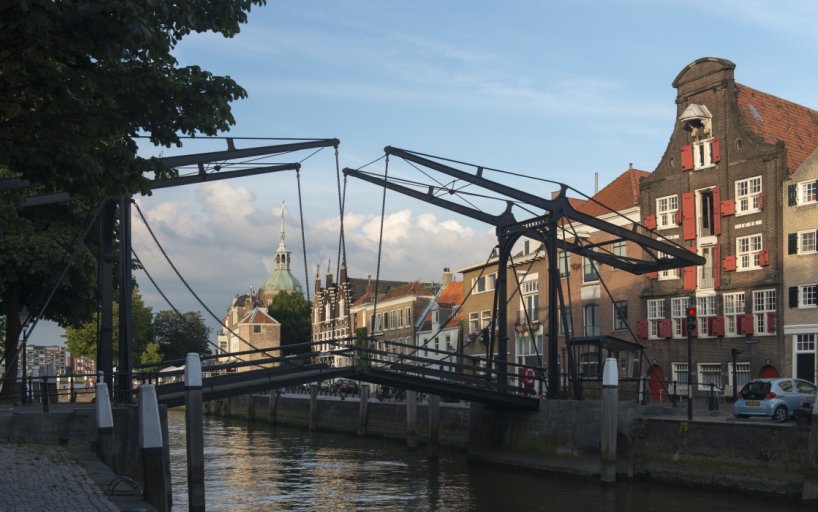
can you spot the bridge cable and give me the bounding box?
[296,168,311,302]
[132,201,299,370]
[370,154,390,331]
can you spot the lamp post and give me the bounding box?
[731,348,743,401]
[18,308,29,404]
[685,306,697,421]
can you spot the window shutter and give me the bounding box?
[788,184,797,206]
[757,192,764,210]
[646,271,658,280]
[759,248,769,267]
[713,187,721,236]
[674,210,682,225]
[708,315,725,337]
[636,320,648,339]
[682,192,696,240]
[788,233,798,254]
[738,314,754,335]
[681,144,694,171]
[644,214,657,230]
[721,199,735,216]
[658,319,672,339]
[683,266,697,291]
[713,244,721,288]
[711,136,721,163]
[790,286,799,308]
[766,312,776,334]
[723,255,736,272]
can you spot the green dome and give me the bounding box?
[262,270,303,295]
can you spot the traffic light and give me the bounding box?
[686,306,697,333]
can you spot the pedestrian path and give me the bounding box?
[0,444,118,512]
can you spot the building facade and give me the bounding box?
[637,57,818,396]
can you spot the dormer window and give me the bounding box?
[679,104,720,171]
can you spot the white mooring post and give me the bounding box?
[95,381,116,471]
[139,384,168,512]
[406,390,418,450]
[601,358,618,484]
[185,353,205,512]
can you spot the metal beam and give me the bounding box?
[150,163,300,189]
[159,138,339,168]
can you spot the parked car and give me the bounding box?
[733,378,817,422]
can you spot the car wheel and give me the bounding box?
[772,405,788,423]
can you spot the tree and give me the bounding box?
[1,0,266,197]
[267,292,312,349]
[139,342,162,367]
[63,287,154,363]
[152,310,211,362]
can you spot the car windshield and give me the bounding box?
[740,381,771,400]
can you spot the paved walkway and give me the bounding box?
[0,444,119,512]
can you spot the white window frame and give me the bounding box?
[671,362,689,387]
[583,303,600,337]
[472,273,497,294]
[698,363,722,392]
[696,295,717,337]
[658,251,679,280]
[693,138,715,170]
[559,307,573,336]
[723,292,745,337]
[728,362,751,392]
[735,176,762,215]
[752,289,776,334]
[798,230,817,255]
[582,255,599,284]
[670,297,688,339]
[736,233,763,271]
[480,310,491,329]
[647,299,665,340]
[799,284,818,308]
[656,195,679,229]
[796,333,816,352]
[468,312,479,333]
[797,180,818,205]
[612,301,628,331]
[557,251,570,277]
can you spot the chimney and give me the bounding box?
[441,268,453,287]
[594,172,598,195]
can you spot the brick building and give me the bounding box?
[637,57,818,397]
[783,147,818,382]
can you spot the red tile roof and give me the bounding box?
[381,281,435,301]
[574,168,649,217]
[736,83,818,174]
[437,281,464,307]
[240,307,278,324]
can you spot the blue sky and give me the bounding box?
[30,0,818,346]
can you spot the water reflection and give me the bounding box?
[167,410,809,511]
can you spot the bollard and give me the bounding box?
[428,395,440,460]
[139,384,168,512]
[95,382,116,471]
[406,390,418,450]
[184,353,205,512]
[309,383,319,431]
[601,358,618,484]
[358,384,370,437]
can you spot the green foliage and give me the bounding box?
[267,292,312,348]
[63,287,154,363]
[152,310,211,362]
[140,342,162,366]
[0,0,266,197]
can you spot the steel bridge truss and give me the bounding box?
[343,146,704,398]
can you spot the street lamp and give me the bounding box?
[685,306,697,421]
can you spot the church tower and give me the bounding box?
[260,202,304,305]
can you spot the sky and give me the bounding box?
[29,0,818,347]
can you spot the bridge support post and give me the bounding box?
[246,393,255,422]
[428,395,440,460]
[406,390,418,450]
[138,384,169,512]
[184,354,205,512]
[309,383,319,431]
[601,358,618,484]
[358,384,369,437]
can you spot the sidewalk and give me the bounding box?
[0,402,158,512]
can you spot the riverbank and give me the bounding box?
[206,391,818,502]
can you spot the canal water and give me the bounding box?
[167,409,808,511]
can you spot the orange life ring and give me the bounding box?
[521,368,535,388]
